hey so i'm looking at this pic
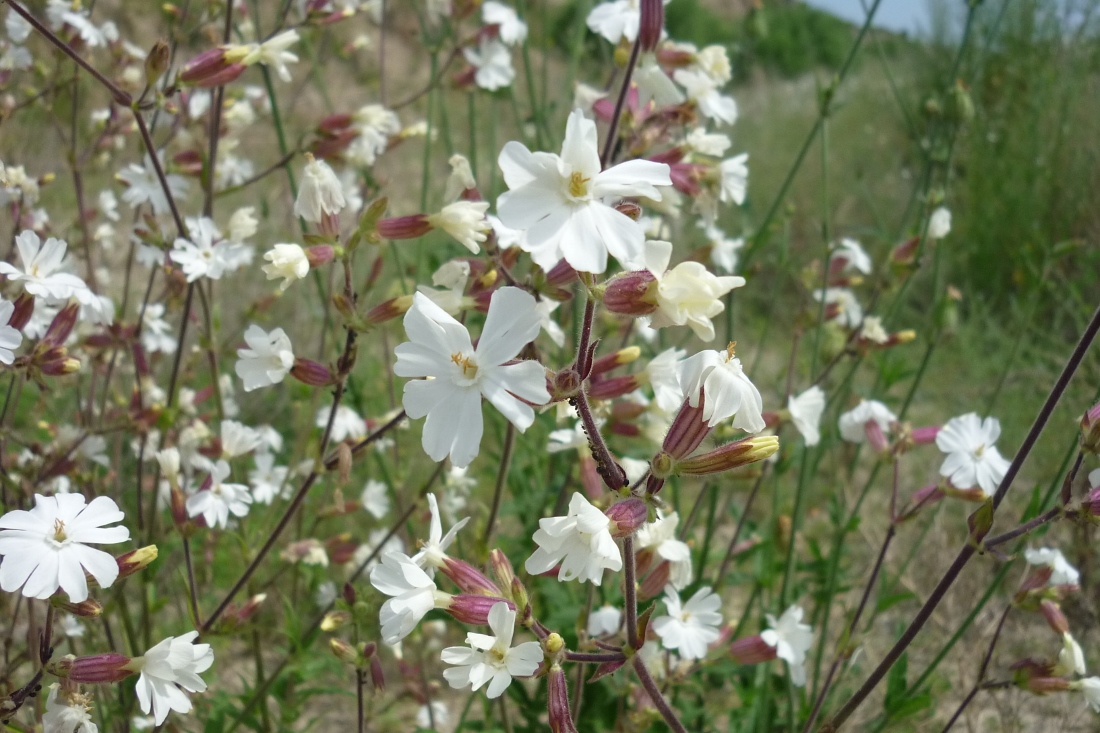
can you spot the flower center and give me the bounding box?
[973,443,986,458]
[53,518,68,542]
[30,264,41,278]
[725,341,737,361]
[567,171,591,199]
[450,352,478,379]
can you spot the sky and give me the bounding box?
[801,0,943,36]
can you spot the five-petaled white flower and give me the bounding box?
[838,399,896,444]
[249,453,289,504]
[787,386,826,446]
[185,460,252,529]
[812,287,863,329]
[761,605,815,687]
[718,154,749,205]
[496,108,671,274]
[679,344,766,432]
[588,604,622,637]
[1024,547,1080,586]
[242,30,299,82]
[316,404,367,442]
[394,287,550,468]
[294,155,346,224]
[928,206,952,239]
[935,413,1012,496]
[170,217,236,282]
[117,156,189,217]
[133,632,214,725]
[412,493,471,573]
[641,240,745,342]
[482,1,528,45]
[235,325,294,392]
[0,298,23,365]
[220,420,263,459]
[525,492,622,585]
[652,585,722,661]
[441,601,543,698]
[140,303,176,355]
[262,243,310,291]
[585,0,668,44]
[636,511,693,590]
[463,38,515,91]
[0,493,129,603]
[0,230,89,300]
[371,551,446,644]
[43,684,98,733]
[832,237,872,274]
[361,479,391,519]
[674,69,738,125]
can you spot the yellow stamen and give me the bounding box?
[53,518,67,542]
[450,352,478,378]
[725,341,737,360]
[568,171,590,198]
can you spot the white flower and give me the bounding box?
[371,551,445,644]
[6,9,32,42]
[832,237,872,274]
[394,287,549,468]
[133,632,214,725]
[117,157,189,216]
[588,604,622,637]
[935,413,1011,496]
[496,108,671,274]
[0,493,129,602]
[316,404,367,442]
[482,1,527,44]
[812,287,863,329]
[261,243,310,291]
[641,240,744,342]
[679,346,766,431]
[636,512,692,589]
[535,297,566,347]
[43,684,97,733]
[674,69,738,125]
[428,200,492,253]
[243,30,299,81]
[412,493,470,572]
[464,37,515,91]
[647,347,686,413]
[928,206,952,239]
[1055,632,1086,676]
[652,585,722,660]
[140,303,176,355]
[525,492,622,585]
[0,231,89,300]
[787,386,826,446]
[0,298,22,364]
[59,614,85,638]
[694,45,732,85]
[859,316,888,344]
[98,190,119,222]
[442,601,543,699]
[686,128,732,157]
[488,214,526,249]
[220,420,263,458]
[294,155,346,224]
[248,453,288,504]
[416,702,450,729]
[718,154,749,204]
[761,605,815,687]
[704,226,744,275]
[185,460,252,529]
[361,479,391,519]
[170,217,236,282]
[573,82,608,114]
[235,325,294,392]
[635,59,685,109]
[349,105,401,166]
[1076,677,1100,712]
[1024,547,1079,586]
[586,0,668,44]
[838,399,896,443]
[227,206,258,242]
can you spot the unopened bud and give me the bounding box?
[510,576,529,617]
[637,0,665,52]
[1080,401,1100,454]
[321,610,352,631]
[342,582,357,606]
[676,436,780,476]
[440,557,501,596]
[42,303,80,348]
[179,46,247,87]
[9,292,34,330]
[58,653,138,683]
[638,560,670,600]
[41,354,81,375]
[588,374,643,401]
[369,654,385,690]
[145,40,171,85]
[52,596,103,617]
[729,635,778,665]
[590,347,642,376]
[489,549,516,598]
[445,594,514,625]
[291,358,335,387]
[662,397,712,459]
[1039,600,1069,635]
[364,295,413,325]
[115,546,158,580]
[547,663,578,732]
[602,271,658,316]
[605,498,648,538]
[614,201,643,221]
[377,214,433,241]
[330,638,360,665]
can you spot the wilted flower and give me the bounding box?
[294,155,346,224]
[1024,547,1080,586]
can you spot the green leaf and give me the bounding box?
[875,591,916,613]
[884,651,909,712]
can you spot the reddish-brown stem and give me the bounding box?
[633,656,687,733]
[600,36,642,168]
[939,605,1011,733]
[623,535,639,648]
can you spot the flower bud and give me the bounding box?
[588,374,643,401]
[637,0,665,52]
[321,610,352,631]
[662,398,712,459]
[890,235,921,269]
[9,292,34,330]
[544,260,578,287]
[369,653,385,691]
[909,425,940,445]
[729,635,778,666]
[445,594,515,625]
[57,653,137,683]
[638,560,670,601]
[1080,400,1100,454]
[1040,600,1069,635]
[342,582,357,606]
[602,271,658,316]
[547,663,579,733]
[1025,676,1071,695]
[440,557,502,597]
[40,353,82,376]
[170,485,191,533]
[291,358,335,387]
[590,346,642,376]
[676,435,779,476]
[144,40,171,86]
[51,597,103,617]
[42,303,80,348]
[550,368,582,401]
[364,295,413,325]
[115,545,158,580]
[510,576,530,619]
[614,201,643,221]
[330,638,360,665]
[180,47,247,87]
[377,214,433,241]
[489,549,516,598]
[605,498,648,538]
[306,244,337,268]
[155,448,180,484]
